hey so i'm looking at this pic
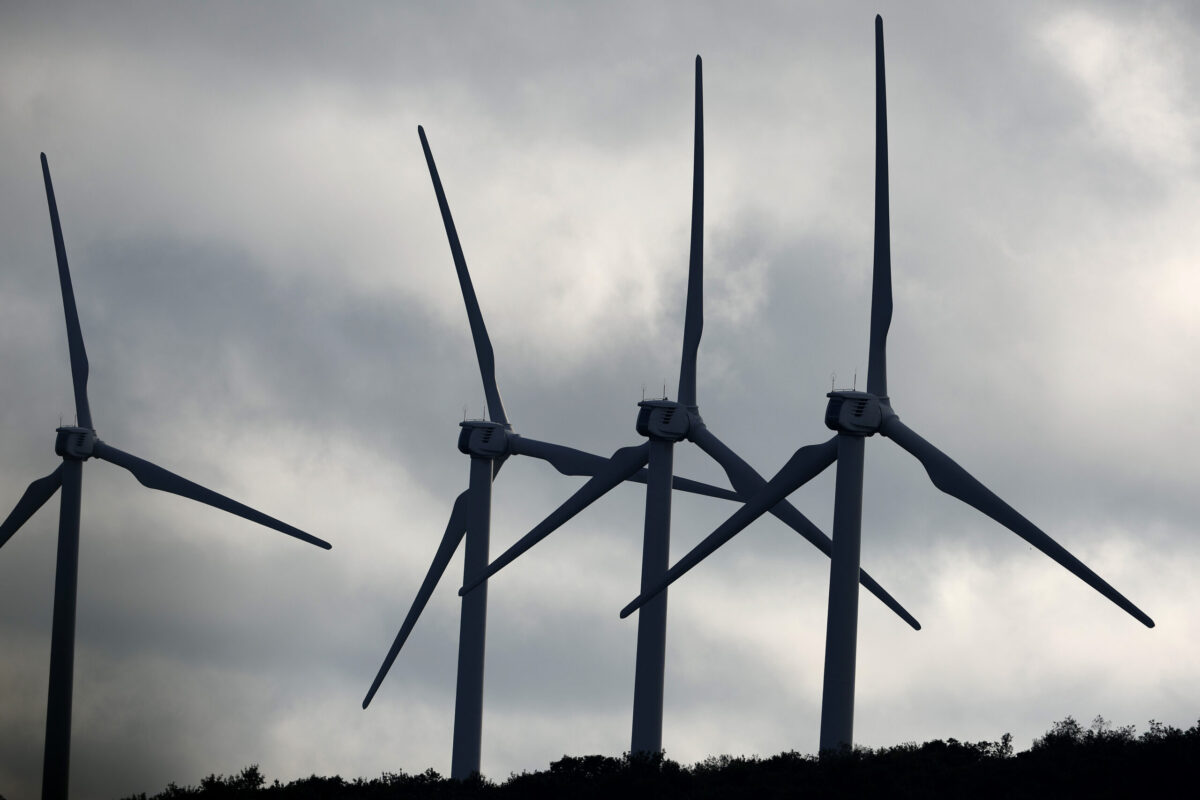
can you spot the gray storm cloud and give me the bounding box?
[1,1,1197,797]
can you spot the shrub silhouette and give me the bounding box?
[119,716,1200,799]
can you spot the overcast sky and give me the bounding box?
[2,1,1198,796]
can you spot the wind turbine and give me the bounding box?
[459,56,919,757]
[361,125,743,780]
[0,155,332,800]
[619,16,1155,755]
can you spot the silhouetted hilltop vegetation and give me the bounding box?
[121,716,1199,799]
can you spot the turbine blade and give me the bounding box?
[691,425,832,540]
[363,491,469,708]
[620,437,838,619]
[0,465,64,550]
[677,55,704,408]
[510,435,739,501]
[881,416,1154,627]
[92,442,331,550]
[691,426,918,629]
[866,16,893,399]
[509,436,614,476]
[418,126,508,426]
[459,442,650,595]
[666,474,740,502]
[41,154,93,429]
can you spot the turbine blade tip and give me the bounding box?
[695,54,702,65]
[876,13,883,25]
[40,152,48,162]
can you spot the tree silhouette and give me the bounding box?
[120,716,1200,799]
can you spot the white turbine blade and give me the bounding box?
[418,126,508,427]
[691,426,918,629]
[881,416,1154,628]
[620,437,839,619]
[866,16,893,399]
[458,443,651,596]
[41,154,93,429]
[510,435,739,501]
[0,465,64,549]
[92,442,331,550]
[363,491,468,708]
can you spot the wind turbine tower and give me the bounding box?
[361,127,741,779]
[0,155,332,800]
[462,55,919,757]
[620,16,1154,755]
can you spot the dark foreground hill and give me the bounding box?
[121,716,1199,799]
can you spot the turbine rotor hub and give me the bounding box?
[635,399,693,442]
[55,426,97,460]
[824,391,894,436]
[457,420,510,458]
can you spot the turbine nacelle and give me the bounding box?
[54,426,97,461]
[824,391,895,437]
[635,400,695,442]
[457,420,510,458]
